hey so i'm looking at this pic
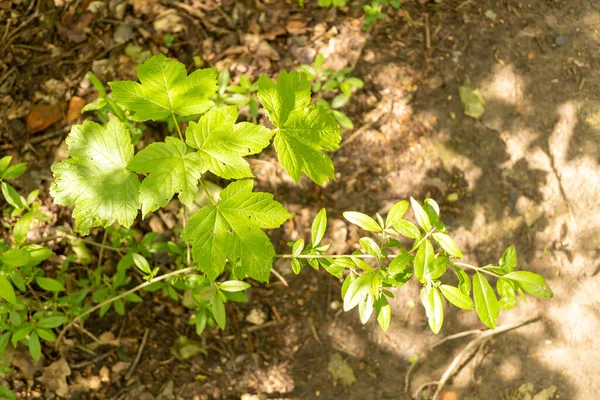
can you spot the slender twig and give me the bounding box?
[125,328,150,381]
[171,113,183,141]
[405,316,541,399]
[55,267,196,350]
[200,180,216,205]
[27,232,126,253]
[270,268,289,287]
[70,351,113,369]
[97,230,108,269]
[453,261,502,278]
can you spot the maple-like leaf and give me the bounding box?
[258,70,341,185]
[128,137,204,217]
[109,55,218,121]
[50,119,140,235]
[185,106,273,179]
[181,180,292,282]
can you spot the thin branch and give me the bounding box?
[270,268,289,287]
[55,267,196,350]
[125,328,150,381]
[453,261,502,278]
[200,180,216,205]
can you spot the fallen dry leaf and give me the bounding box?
[37,358,71,397]
[256,41,281,61]
[440,391,458,400]
[66,96,86,122]
[286,20,308,36]
[26,103,63,133]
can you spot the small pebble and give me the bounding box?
[554,35,569,47]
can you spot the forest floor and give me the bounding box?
[1,0,600,399]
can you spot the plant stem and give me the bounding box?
[182,208,191,265]
[200,179,216,205]
[172,113,183,141]
[27,232,126,253]
[97,230,108,269]
[55,266,196,350]
[452,261,502,278]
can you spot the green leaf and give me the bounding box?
[37,315,68,329]
[497,278,517,309]
[1,182,24,209]
[473,272,499,329]
[13,211,33,246]
[2,163,26,180]
[432,233,463,258]
[291,258,302,274]
[386,200,409,228]
[423,198,440,224]
[50,119,140,235]
[453,266,471,295]
[331,110,354,129]
[504,271,553,298]
[387,249,411,275]
[292,239,304,258]
[21,244,53,267]
[439,284,474,310]
[132,253,152,275]
[359,294,374,324]
[0,385,16,400]
[258,71,341,185]
[35,277,65,292]
[114,299,125,316]
[423,256,448,280]
[109,54,217,121]
[185,106,273,179]
[28,331,41,361]
[0,275,16,304]
[392,220,420,239]
[0,156,11,176]
[359,237,382,259]
[492,245,517,275]
[128,137,203,216]
[343,211,382,232]
[343,272,373,312]
[219,280,251,292]
[311,208,327,246]
[181,180,292,282]
[341,274,354,299]
[414,240,434,282]
[410,197,432,232]
[375,296,391,332]
[459,77,486,119]
[420,285,444,334]
[210,294,226,330]
[35,328,56,342]
[0,249,30,267]
[0,331,11,355]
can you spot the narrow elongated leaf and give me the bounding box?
[497,278,517,309]
[13,212,33,246]
[341,274,354,299]
[35,277,65,292]
[343,272,373,312]
[185,106,273,179]
[410,197,432,231]
[50,119,140,235]
[392,220,421,239]
[359,294,374,324]
[210,294,226,330]
[37,315,68,329]
[439,284,474,310]
[376,296,391,332]
[432,232,464,258]
[453,266,471,295]
[385,200,409,228]
[128,137,204,216]
[387,249,411,275]
[311,208,327,246]
[0,275,16,304]
[491,245,518,275]
[0,156,11,176]
[0,249,30,267]
[343,212,382,232]
[359,237,382,259]
[29,331,41,361]
[473,272,499,329]
[2,163,26,180]
[504,271,553,298]
[423,256,448,280]
[414,240,434,282]
[109,54,218,121]
[420,285,444,334]
[219,280,251,292]
[258,71,341,185]
[181,180,292,282]
[1,182,24,209]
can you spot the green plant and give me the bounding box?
[0,55,552,383]
[300,54,363,129]
[212,69,261,122]
[363,0,401,30]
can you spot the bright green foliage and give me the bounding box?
[185,106,273,179]
[50,119,140,235]
[258,70,341,185]
[129,137,204,217]
[109,55,218,121]
[181,180,292,282]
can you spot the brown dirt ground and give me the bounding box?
[1,0,600,399]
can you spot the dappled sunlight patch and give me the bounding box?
[480,64,527,107]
